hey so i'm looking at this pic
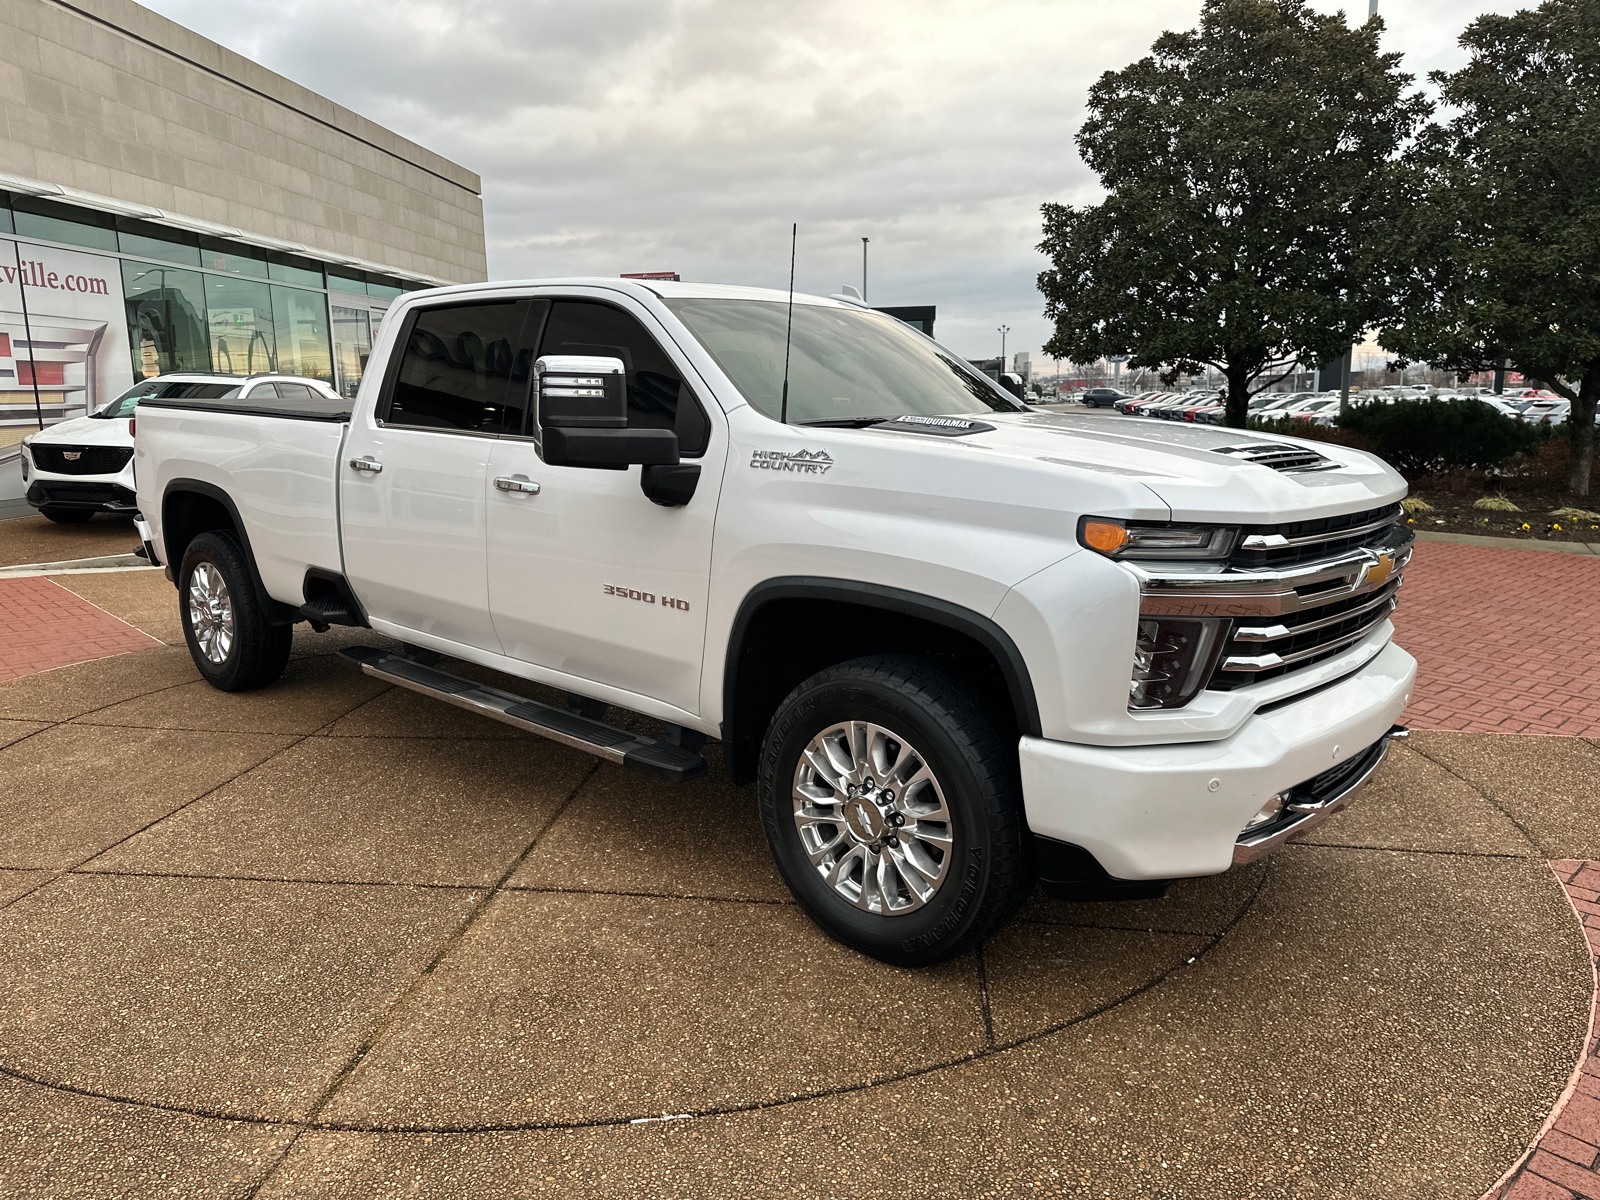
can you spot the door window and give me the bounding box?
[384,300,546,434]
[539,301,708,453]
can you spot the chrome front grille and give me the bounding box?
[1130,509,1412,700]
[1209,576,1401,688]
[1230,502,1405,570]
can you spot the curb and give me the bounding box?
[1483,861,1600,1199]
[0,553,154,579]
[1415,531,1600,556]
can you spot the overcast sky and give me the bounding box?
[144,0,1522,363]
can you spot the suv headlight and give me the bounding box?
[1130,616,1228,709]
[1078,517,1238,560]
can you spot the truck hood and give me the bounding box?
[877,411,1405,523]
[28,414,133,448]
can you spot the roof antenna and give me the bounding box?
[780,222,796,425]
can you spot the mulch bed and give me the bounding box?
[1404,490,1600,542]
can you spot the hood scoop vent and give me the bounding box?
[1213,443,1336,473]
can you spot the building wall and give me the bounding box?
[0,0,486,285]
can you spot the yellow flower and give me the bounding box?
[1553,523,1563,531]
[1406,517,1414,524]
[1521,522,1531,530]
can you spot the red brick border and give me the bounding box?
[1392,542,1600,736]
[1484,862,1600,1200]
[0,575,160,682]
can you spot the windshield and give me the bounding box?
[93,379,241,419]
[663,299,1025,425]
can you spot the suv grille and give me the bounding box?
[1213,443,1335,473]
[1229,502,1405,570]
[30,444,133,475]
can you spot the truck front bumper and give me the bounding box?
[1019,640,1417,881]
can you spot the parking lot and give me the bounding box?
[1,514,1598,1198]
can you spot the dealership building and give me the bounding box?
[0,0,488,504]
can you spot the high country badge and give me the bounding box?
[750,448,833,474]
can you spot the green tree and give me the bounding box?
[1037,0,1427,427]
[1377,0,1600,495]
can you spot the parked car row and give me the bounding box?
[1105,385,1593,430]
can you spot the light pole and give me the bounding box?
[998,325,1010,372]
[861,238,869,304]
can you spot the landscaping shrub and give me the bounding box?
[1334,399,1539,477]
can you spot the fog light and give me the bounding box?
[1243,792,1287,832]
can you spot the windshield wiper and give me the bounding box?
[797,416,892,428]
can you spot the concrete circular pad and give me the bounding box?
[0,628,1592,1198]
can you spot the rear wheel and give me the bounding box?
[179,531,291,691]
[758,655,1031,967]
[41,507,93,524]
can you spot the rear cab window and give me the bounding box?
[383,299,548,435]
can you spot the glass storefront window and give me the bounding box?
[118,229,202,267]
[204,274,276,376]
[366,278,405,301]
[122,260,211,378]
[13,202,118,252]
[328,272,369,295]
[271,286,333,383]
[332,305,372,399]
[269,257,324,289]
[201,239,269,278]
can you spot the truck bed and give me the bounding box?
[135,402,348,604]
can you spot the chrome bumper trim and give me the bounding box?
[1231,724,1408,866]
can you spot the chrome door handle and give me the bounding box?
[494,475,541,495]
[349,456,383,474]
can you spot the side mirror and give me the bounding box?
[534,355,679,468]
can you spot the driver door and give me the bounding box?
[485,295,724,715]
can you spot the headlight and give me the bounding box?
[1129,616,1228,709]
[1079,517,1238,560]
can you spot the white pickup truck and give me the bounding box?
[134,278,1416,966]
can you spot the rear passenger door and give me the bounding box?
[484,294,724,715]
[340,298,545,653]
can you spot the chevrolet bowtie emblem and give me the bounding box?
[1363,552,1395,586]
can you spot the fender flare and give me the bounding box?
[160,478,295,623]
[721,576,1043,764]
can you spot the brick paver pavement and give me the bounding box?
[1392,540,1600,737]
[0,575,161,682]
[1488,861,1600,1200]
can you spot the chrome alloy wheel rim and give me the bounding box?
[187,562,235,664]
[792,721,953,915]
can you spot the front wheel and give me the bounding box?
[179,531,292,691]
[757,655,1031,967]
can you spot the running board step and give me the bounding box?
[339,646,707,782]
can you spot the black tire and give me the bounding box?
[41,507,93,524]
[178,530,292,691]
[757,655,1032,967]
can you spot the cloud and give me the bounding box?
[141,0,1522,361]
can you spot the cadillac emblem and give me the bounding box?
[62,450,81,461]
